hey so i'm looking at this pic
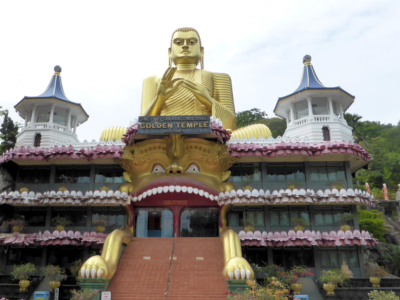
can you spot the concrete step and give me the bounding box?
[297,277,323,300]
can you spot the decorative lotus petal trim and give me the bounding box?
[217,188,376,207]
[0,190,128,206]
[239,229,377,247]
[0,230,107,246]
[228,140,371,162]
[122,118,231,146]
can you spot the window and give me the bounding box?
[47,247,84,274]
[273,247,314,268]
[294,100,309,120]
[270,206,310,227]
[34,133,41,147]
[228,163,261,183]
[52,207,87,226]
[323,127,330,141]
[92,207,126,227]
[314,206,353,227]
[15,207,47,226]
[95,165,125,184]
[17,166,51,184]
[53,107,68,126]
[7,248,43,266]
[227,206,265,227]
[243,247,268,265]
[312,98,329,115]
[320,248,359,268]
[266,163,305,183]
[135,208,173,237]
[310,162,346,182]
[55,165,91,184]
[180,207,219,237]
[36,106,51,123]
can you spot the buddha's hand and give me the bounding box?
[181,79,215,107]
[79,255,111,279]
[156,67,183,103]
[223,257,254,280]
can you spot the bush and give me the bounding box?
[357,209,388,242]
[70,289,99,300]
[11,263,36,280]
[365,264,388,278]
[41,265,66,281]
[227,280,294,300]
[369,290,400,300]
[319,269,348,286]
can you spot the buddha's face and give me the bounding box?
[170,31,201,65]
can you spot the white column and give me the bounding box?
[289,104,295,123]
[307,98,313,116]
[328,97,334,115]
[285,111,290,126]
[66,109,72,132]
[31,106,37,125]
[24,113,28,127]
[49,104,56,123]
[339,103,344,119]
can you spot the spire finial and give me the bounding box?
[303,55,311,65]
[54,65,62,75]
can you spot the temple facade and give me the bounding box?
[0,29,376,300]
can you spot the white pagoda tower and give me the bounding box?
[14,66,89,148]
[274,55,354,144]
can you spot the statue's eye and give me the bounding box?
[186,164,200,174]
[174,39,182,45]
[152,164,165,174]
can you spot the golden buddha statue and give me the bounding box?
[141,27,237,131]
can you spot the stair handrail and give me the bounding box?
[165,229,177,299]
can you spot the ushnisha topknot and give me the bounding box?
[170,27,202,48]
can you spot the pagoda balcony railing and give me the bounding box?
[22,122,73,133]
[290,114,346,128]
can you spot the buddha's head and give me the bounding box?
[169,27,204,68]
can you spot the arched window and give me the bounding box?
[322,126,330,142]
[34,133,41,147]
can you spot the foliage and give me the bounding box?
[11,263,36,280]
[41,265,66,281]
[257,117,287,138]
[368,290,400,300]
[357,209,387,242]
[227,279,296,300]
[52,215,71,227]
[70,289,99,300]
[92,218,108,226]
[3,215,25,230]
[278,266,313,285]
[0,111,19,155]
[236,108,268,128]
[319,269,348,285]
[365,264,388,278]
[291,218,310,227]
[339,213,354,225]
[250,263,280,278]
[70,260,83,276]
[382,245,400,276]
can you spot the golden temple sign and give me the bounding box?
[137,115,210,135]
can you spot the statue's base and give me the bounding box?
[79,278,111,300]
[225,279,250,294]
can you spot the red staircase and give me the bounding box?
[108,237,228,300]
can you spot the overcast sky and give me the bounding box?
[0,0,399,142]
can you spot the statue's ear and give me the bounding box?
[200,47,204,69]
[222,170,231,182]
[168,48,172,67]
[123,172,132,183]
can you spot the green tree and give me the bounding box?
[357,209,387,242]
[257,118,287,137]
[236,108,267,128]
[0,111,19,155]
[344,113,363,142]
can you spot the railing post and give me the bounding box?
[165,229,177,299]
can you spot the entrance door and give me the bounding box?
[180,207,219,237]
[135,208,173,237]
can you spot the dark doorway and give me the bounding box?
[322,127,330,141]
[180,207,219,237]
[34,133,42,147]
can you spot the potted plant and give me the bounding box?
[71,288,100,300]
[4,216,25,233]
[292,218,310,232]
[92,218,107,233]
[339,213,354,231]
[51,215,71,231]
[368,290,400,300]
[11,263,36,291]
[70,260,83,284]
[286,266,314,295]
[242,174,253,191]
[250,263,280,279]
[41,264,65,292]
[365,264,387,287]
[319,269,348,296]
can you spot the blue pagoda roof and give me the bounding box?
[274,55,354,112]
[15,66,89,118]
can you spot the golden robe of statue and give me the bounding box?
[141,27,237,131]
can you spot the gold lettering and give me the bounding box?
[157,123,162,128]
[194,122,198,127]
[187,123,193,128]
[168,123,173,128]
[140,123,146,129]
[182,122,186,129]
[163,123,167,129]
[199,122,203,128]
[204,122,209,128]
[176,123,180,128]
[151,123,156,129]
[146,123,151,129]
